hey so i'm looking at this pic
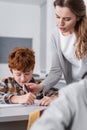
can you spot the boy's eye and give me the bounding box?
[16,74,21,76]
[25,73,30,75]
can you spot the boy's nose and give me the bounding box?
[21,75,25,81]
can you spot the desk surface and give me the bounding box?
[0,100,46,122]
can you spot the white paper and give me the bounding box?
[0,103,23,108]
[0,100,47,108]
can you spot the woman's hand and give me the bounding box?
[26,83,43,95]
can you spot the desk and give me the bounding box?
[0,103,46,130]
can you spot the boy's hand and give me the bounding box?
[38,96,53,106]
[10,92,36,104]
[38,95,58,106]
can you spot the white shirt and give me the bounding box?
[59,31,87,81]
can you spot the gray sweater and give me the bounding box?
[31,79,87,130]
[41,27,73,93]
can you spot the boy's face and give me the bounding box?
[12,69,33,86]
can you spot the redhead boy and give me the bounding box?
[0,47,36,104]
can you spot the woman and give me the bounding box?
[28,0,87,106]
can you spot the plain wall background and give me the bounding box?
[0,2,41,78]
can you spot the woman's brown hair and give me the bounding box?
[54,0,87,59]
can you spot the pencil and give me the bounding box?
[23,84,29,93]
